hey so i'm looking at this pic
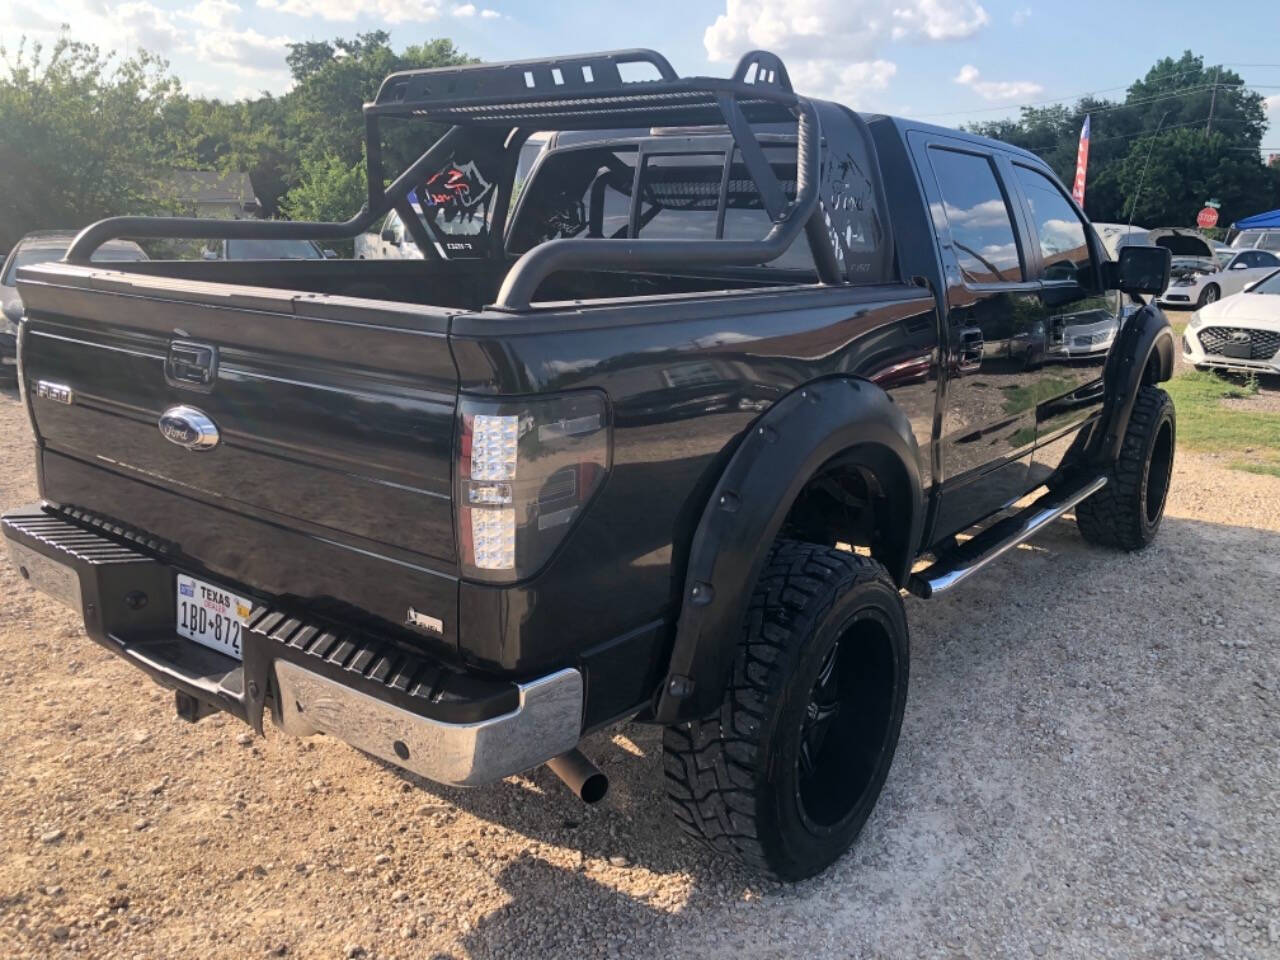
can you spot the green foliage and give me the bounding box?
[969,51,1280,226]
[1164,370,1280,447]
[0,36,185,250]
[279,154,367,255]
[0,29,473,247]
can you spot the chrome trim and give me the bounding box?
[911,476,1107,598]
[272,661,583,787]
[158,405,220,452]
[6,539,84,615]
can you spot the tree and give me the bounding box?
[278,154,368,255]
[969,52,1280,226]
[0,35,184,249]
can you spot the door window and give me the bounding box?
[927,148,1024,284]
[1013,165,1091,281]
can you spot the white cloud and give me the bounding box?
[789,58,897,106]
[1266,94,1280,129]
[480,7,499,16]
[451,3,500,15]
[256,0,445,24]
[954,63,1043,101]
[703,0,988,106]
[890,0,988,40]
[1011,6,1031,25]
[1,0,293,96]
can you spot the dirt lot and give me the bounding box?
[1,384,1278,960]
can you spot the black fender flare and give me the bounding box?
[1090,301,1175,465]
[653,376,924,723]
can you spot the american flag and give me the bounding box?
[1071,114,1091,207]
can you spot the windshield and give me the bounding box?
[2,240,147,285]
[224,238,322,260]
[1250,269,1280,294]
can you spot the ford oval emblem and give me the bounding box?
[158,405,220,452]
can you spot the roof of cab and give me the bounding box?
[857,112,1046,166]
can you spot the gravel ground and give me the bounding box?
[0,384,1277,960]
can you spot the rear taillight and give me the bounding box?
[456,391,610,582]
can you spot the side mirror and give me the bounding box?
[1103,245,1171,295]
[322,248,338,259]
[380,228,399,244]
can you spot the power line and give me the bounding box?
[921,61,1278,120]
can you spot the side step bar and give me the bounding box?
[908,475,1107,599]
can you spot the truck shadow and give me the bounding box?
[375,508,1280,958]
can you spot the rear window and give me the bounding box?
[927,147,1024,284]
[508,144,819,274]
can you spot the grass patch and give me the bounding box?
[1231,460,1280,478]
[1000,376,1077,415]
[1164,371,1280,475]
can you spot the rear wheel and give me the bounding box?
[1077,386,1175,550]
[1197,284,1220,308]
[663,540,909,881]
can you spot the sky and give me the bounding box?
[4,0,1280,148]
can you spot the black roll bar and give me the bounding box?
[65,48,842,302]
[494,98,824,310]
[65,126,469,265]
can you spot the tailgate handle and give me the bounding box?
[165,341,218,390]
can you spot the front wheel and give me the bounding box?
[1077,386,1175,550]
[663,541,909,881]
[1197,284,1220,308]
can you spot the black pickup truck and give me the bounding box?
[3,49,1176,881]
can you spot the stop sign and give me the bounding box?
[1197,206,1219,229]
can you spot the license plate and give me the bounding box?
[176,574,253,660]
[1219,341,1253,359]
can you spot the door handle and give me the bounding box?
[956,327,984,374]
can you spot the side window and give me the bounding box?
[1237,252,1260,268]
[1013,165,1092,281]
[927,148,1023,284]
[1259,251,1280,267]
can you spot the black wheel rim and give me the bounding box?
[1144,416,1174,527]
[794,608,898,832]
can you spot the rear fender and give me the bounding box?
[653,377,923,723]
[1091,301,1175,464]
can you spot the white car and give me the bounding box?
[1158,247,1280,309]
[1182,268,1280,375]
[1091,221,1149,260]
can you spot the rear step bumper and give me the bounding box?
[2,504,583,787]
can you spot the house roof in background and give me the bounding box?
[164,170,257,205]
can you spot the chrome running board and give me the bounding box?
[908,475,1107,599]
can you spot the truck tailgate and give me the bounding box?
[16,264,460,653]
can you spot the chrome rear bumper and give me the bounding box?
[272,661,582,786]
[4,504,584,788]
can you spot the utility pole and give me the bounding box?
[1206,66,1219,138]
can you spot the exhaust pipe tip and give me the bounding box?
[547,748,609,804]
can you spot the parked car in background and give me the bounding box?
[1230,228,1280,252]
[1182,267,1280,375]
[355,207,427,260]
[1157,247,1280,309]
[0,231,148,382]
[1092,221,1150,260]
[201,238,335,260]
